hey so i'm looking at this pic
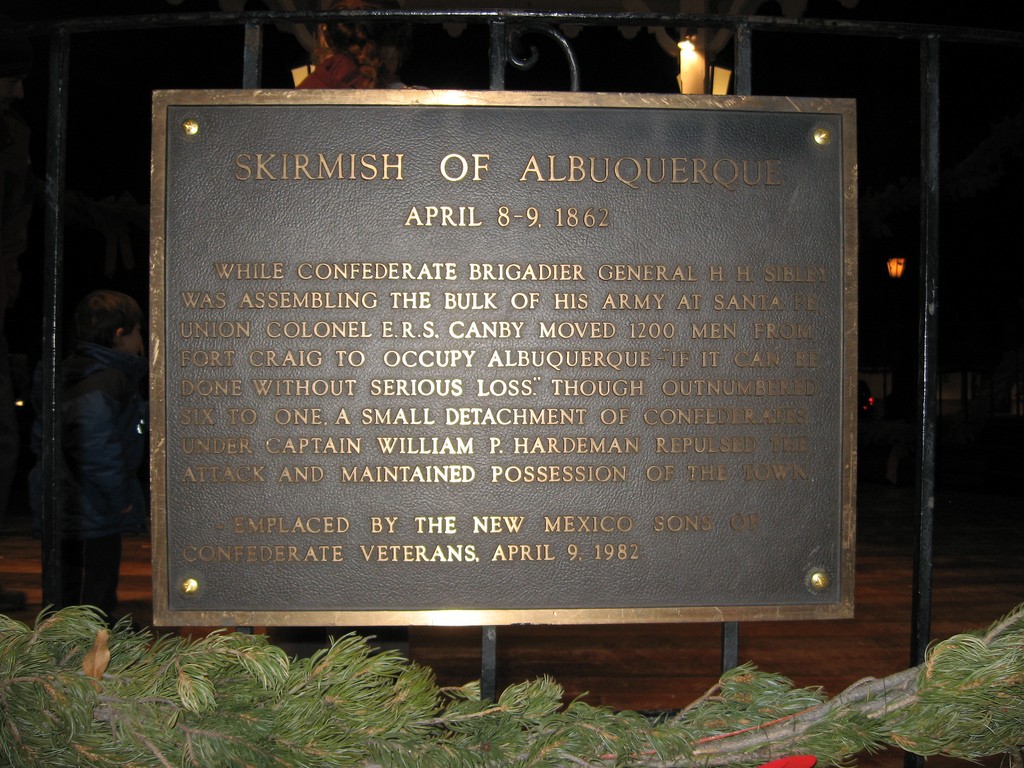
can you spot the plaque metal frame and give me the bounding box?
[151,89,857,627]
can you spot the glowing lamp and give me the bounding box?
[886,257,906,279]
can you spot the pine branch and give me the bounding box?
[1,603,1023,767]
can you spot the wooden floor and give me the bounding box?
[2,480,1022,768]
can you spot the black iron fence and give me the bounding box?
[12,6,1024,705]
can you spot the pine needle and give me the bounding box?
[1,603,1023,767]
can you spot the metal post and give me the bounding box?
[904,36,940,768]
[243,22,263,88]
[481,13,512,700]
[721,622,739,673]
[481,625,497,701]
[911,35,940,667]
[734,23,752,98]
[488,19,507,90]
[720,21,753,675]
[40,26,71,608]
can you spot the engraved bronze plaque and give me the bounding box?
[150,90,857,626]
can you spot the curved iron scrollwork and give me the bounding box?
[506,23,580,92]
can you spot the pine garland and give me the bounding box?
[1,604,1023,767]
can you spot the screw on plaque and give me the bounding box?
[808,570,831,591]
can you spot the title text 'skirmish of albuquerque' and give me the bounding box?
[231,151,783,191]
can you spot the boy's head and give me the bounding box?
[75,290,143,350]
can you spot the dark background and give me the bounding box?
[4,1,1024,476]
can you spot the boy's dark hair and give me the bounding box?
[74,290,142,347]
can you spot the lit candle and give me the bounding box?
[677,37,705,94]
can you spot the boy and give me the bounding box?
[31,290,147,621]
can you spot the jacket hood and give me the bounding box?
[64,341,147,387]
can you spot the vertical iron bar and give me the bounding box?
[720,21,752,675]
[243,21,263,88]
[904,34,940,768]
[721,622,739,673]
[239,21,262,638]
[482,13,509,700]
[40,26,71,608]
[481,625,497,701]
[482,16,504,700]
[911,35,940,667]
[734,23,752,97]
[488,19,507,90]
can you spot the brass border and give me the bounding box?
[150,94,171,626]
[150,89,857,627]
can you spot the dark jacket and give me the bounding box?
[30,342,147,539]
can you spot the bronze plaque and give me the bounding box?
[150,90,857,626]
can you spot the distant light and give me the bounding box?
[711,65,732,95]
[887,257,906,279]
[292,65,313,87]
[13,399,24,408]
